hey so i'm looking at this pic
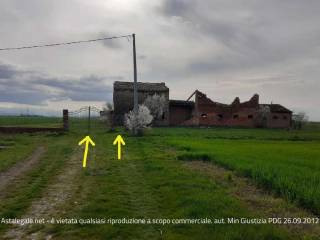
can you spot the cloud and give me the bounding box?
[160,0,191,17]
[138,55,147,60]
[0,0,319,120]
[158,0,320,71]
[0,62,20,79]
[95,32,127,49]
[0,62,116,105]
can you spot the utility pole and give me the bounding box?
[132,33,138,135]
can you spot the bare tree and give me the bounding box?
[144,94,166,122]
[292,111,309,129]
[124,105,153,135]
[256,105,270,128]
[104,103,113,112]
[102,102,114,131]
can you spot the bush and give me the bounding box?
[177,153,212,162]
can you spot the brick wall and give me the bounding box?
[169,104,193,126]
[266,112,292,128]
[194,91,259,127]
[196,109,258,127]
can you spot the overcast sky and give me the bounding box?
[0,0,319,120]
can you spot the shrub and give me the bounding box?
[177,153,212,162]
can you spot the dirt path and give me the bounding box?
[183,161,320,238]
[4,149,82,240]
[0,146,46,196]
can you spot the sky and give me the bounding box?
[0,0,319,120]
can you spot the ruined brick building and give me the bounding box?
[170,90,292,128]
[113,81,292,128]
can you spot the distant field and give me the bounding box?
[150,123,320,141]
[0,116,105,131]
[0,116,62,128]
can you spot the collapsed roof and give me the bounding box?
[260,104,292,113]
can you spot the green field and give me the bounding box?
[0,116,62,128]
[163,128,320,214]
[0,118,319,239]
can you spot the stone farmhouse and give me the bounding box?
[113,81,169,126]
[113,81,292,128]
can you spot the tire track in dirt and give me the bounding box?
[4,148,83,240]
[183,161,320,239]
[0,146,46,197]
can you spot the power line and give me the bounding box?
[0,34,132,51]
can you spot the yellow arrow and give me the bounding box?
[78,136,95,168]
[113,135,125,160]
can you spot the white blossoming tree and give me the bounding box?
[144,94,166,122]
[124,105,153,135]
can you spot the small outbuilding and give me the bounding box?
[113,81,169,126]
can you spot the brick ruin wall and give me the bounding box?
[265,112,292,128]
[179,91,291,128]
[169,105,193,126]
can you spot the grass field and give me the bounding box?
[165,130,320,214]
[0,116,62,128]
[0,118,319,239]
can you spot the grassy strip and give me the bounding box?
[0,134,41,172]
[182,160,320,239]
[0,133,75,234]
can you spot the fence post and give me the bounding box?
[63,109,69,130]
[88,106,91,132]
